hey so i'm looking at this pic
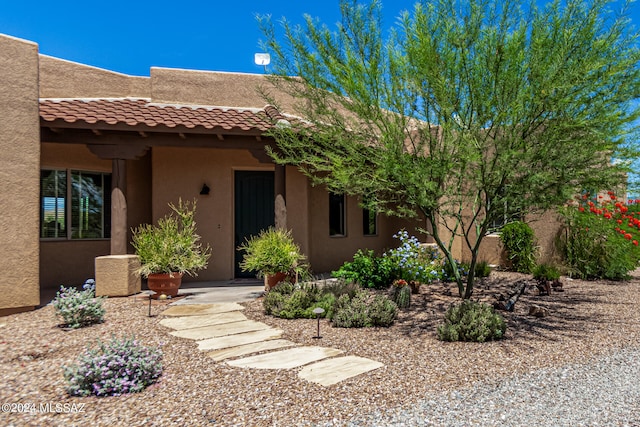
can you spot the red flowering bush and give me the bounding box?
[559,192,640,280]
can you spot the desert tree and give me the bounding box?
[258,0,640,298]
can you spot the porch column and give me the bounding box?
[110,159,127,255]
[274,164,287,230]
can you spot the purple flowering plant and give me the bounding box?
[52,279,105,329]
[64,335,163,397]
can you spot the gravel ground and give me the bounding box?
[347,345,640,426]
[0,271,639,426]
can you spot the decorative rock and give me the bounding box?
[226,346,343,369]
[162,303,245,317]
[298,356,384,386]
[159,312,247,330]
[169,320,270,340]
[197,329,284,351]
[207,339,297,361]
[529,305,550,318]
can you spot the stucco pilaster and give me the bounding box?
[0,34,41,314]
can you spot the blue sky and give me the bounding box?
[0,1,412,76]
[1,0,638,76]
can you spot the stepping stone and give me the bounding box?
[197,329,284,351]
[162,303,244,317]
[169,320,270,340]
[298,356,384,387]
[226,346,343,370]
[159,312,247,330]
[207,339,298,362]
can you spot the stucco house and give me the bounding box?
[1,33,433,315]
[1,33,564,316]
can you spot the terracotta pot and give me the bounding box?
[147,272,183,298]
[264,272,296,291]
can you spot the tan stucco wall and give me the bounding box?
[126,153,152,252]
[285,166,310,257]
[40,241,110,289]
[151,146,277,281]
[150,67,298,112]
[39,55,150,99]
[307,184,424,274]
[41,143,112,171]
[457,210,564,268]
[528,210,564,265]
[0,34,41,313]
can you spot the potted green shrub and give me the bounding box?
[238,227,307,290]
[131,199,211,298]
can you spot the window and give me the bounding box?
[40,169,111,239]
[487,200,509,233]
[363,207,377,236]
[487,199,522,234]
[329,192,346,236]
[41,170,66,238]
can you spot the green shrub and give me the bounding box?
[331,293,371,328]
[238,228,307,278]
[322,279,361,300]
[64,336,162,397]
[52,281,105,329]
[437,300,506,342]
[131,199,211,277]
[262,282,334,319]
[559,206,640,280]
[263,289,287,316]
[390,281,411,309]
[367,295,399,327]
[474,261,492,278]
[533,263,561,281]
[331,290,397,328]
[500,221,537,273]
[332,249,394,289]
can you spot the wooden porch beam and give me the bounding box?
[41,127,272,151]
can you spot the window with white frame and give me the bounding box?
[40,169,111,239]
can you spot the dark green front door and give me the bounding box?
[234,171,275,278]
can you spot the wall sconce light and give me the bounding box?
[200,183,210,195]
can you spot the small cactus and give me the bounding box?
[391,283,411,309]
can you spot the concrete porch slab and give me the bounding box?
[207,339,298,362]
[171,282,265,304]
[197,329,284,351]
[159,312,247,330]
[226,346,344,370]
[162,303,245,317]
[298,356,384,386]
[169,320,270,340]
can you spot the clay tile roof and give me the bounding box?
[39,98,284,134]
